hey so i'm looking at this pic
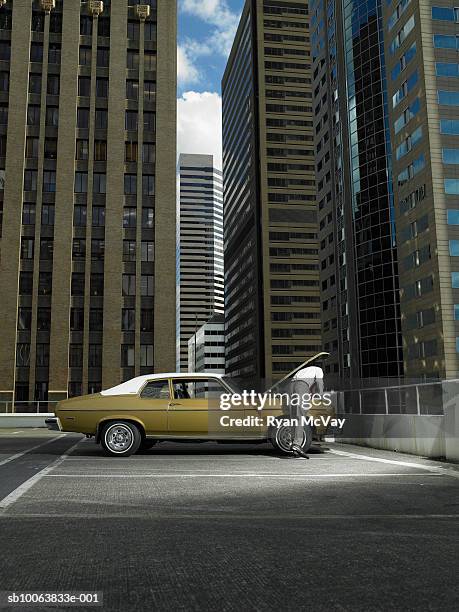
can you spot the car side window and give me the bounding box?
[172,379,226,399]
[140,380,170,399]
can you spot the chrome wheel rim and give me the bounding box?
[276,426,305,452]
[105,424,134,453]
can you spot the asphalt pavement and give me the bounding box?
[0,430,458,611]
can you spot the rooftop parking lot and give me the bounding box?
[0,430,458,611]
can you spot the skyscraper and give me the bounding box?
[177,153,224,371]
[0,0,176,406]
[222,0,321,383]
[311,0,459,382]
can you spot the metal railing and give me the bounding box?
[333,379,459,416]
[0,401,58,414]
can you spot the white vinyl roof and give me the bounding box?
[100,372,225,396]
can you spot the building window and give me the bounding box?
[41,205,55,226]
[392,71,418,108]
[443,149,459,165]
[93,173,106,194]
[18,308,32,331]
[432,7,459,21]
[46,106,59,127]
[30,43,43,62]
[123,207,136,227]
[48,44,61,65]
[144,81,155,102]
[75,172,88,193]
[122,308,135,331]
[44,138,57,159]
[436,62,459,77]
[126,80,139,100]
[78,77,91,97]
[127,50,139,69]
[38,272,52,295]
[97,47,109,67]
[96,78,109,98]
[24,170,37,192]
[140,345,153,367]
[91,239,105,261]
[0,71,8,93]
[72,239,86,259]
[434,34,459,49]
[145,22,156,42]
[79,46,91,66]
[121,345,135,367]
[97,16,110,37]
[88,344,102,367]
[144,112,155,132]
[124,174,137,195]
[94,140,107,161]
[449,241,459,256]
[71,273,85,296]
[127,20,139,40]
[29,73,41,94]
[142,143,155,163]
[125,111,138,131]
[142,175,155,196]
[125,142,138,162]
[68,382,82,398]
[445,179,459,195]
[19,272,33,295]
[26,137,39,159]
[142,208,154,228]
[77,108,89,128]
[21,238,34,260]
[80,15,92,36]
[448,210,459,225]
[70,308,84,331]
[122,274,136,296]
[90,274,104,296]
[40,240,53,261]
[22,203,36,225]
[27,105,40,125]
[76,139,89,160]
[43,171,56,192]
[47,75,59,95]
[438,90,459,106]
[141,241,154,262]
[141,309,153,331]
[95,109,108,129]
[140,275,154,296]
[92,206,105,227]
[0,41,10,60]
[452,273,459,288]
[16,344,30,367]
[73,205,87,227]
[69,344,83,368]
[36,344,49,367]
[37,309,51,331]
[145,51,155,72]
[123,240,136,262]
[454,305,459,320]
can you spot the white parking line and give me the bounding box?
[42,472,443,478]
[0,434,64,468]
[0,440,82,510]
[328,448,459,480]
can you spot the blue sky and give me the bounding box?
[176,0,244,168]
[178,0,243,95]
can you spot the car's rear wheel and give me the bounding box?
[271,423,312,455]
[101,421,141,457]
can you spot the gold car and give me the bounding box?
[46,353,334,457]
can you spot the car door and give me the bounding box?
[168,378,244,437]
[135,379,170,435]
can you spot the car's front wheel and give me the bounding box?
[100,421,141,457]
[271,423,312,455]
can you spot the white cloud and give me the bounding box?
[177,45,200,86]
[177,91,222,169]
[181,0,240,58]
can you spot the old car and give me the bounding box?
[46,353,334,457]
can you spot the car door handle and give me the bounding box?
[168,402,182,407]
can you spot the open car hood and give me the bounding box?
[266,352,330,393]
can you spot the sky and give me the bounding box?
[177,0,244,169]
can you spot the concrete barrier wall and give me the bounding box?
[0,414,54,428]
[340,409,459,462]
